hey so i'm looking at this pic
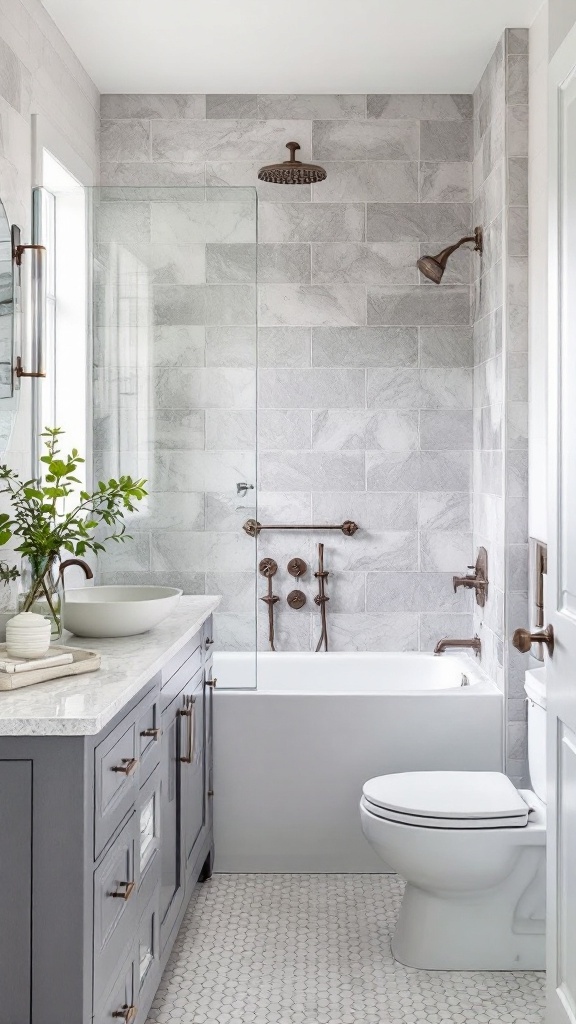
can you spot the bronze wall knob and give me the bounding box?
[287,590,306,609]
[287,557,307,577]
[512,625,554,656]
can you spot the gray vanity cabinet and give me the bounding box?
[0,614,215,1024]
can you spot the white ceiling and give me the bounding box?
[42,0,543,95]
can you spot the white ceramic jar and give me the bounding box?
[5,611,52,659]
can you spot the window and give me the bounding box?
[33,149,89,493]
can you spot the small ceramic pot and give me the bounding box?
[6,611,51,659]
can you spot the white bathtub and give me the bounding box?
[213,652,504,872]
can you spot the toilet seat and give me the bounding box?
[362,771,531,829]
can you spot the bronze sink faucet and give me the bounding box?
[434,636,481,658]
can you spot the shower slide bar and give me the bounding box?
[243,519,359,537]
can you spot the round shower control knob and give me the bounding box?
[287,590,306,609]
[287,557,307,578]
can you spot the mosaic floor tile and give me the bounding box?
[147,874,545,1024]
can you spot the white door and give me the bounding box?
[547,23,576,1024]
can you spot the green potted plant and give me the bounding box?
[0,427,147,638]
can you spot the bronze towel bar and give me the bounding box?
[243,518,359,537]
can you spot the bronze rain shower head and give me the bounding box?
[417,226,483,283]
[258,142,327,185]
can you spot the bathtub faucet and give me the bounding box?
[434,635,481,658]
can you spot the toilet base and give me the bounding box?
[392,876,545,971]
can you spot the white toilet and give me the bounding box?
[360,671,546,970]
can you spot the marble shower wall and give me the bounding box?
[97,93,477,651]
[472,29,529,784]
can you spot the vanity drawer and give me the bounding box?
[136,888,161,1023]
[95,717,139,858]
[137,696,161,784]
[94,947,137,1024]
[160,648,202,708]
[161,632,202,690]
[93,813,139,1006]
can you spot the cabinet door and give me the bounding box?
[181,671,206,878]
[0,760,32,1024]
[159,695,182,951]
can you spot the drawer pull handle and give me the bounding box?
[206,678,217,689]
[179,696,196,764]
[111,758,138,775]
[140,728,161,740]
[112,1006,137,1021]
[110,880,135,901]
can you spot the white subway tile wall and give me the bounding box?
[97,86,486,657]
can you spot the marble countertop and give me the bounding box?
[0,595,221,737]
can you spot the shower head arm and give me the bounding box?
[434,229,483,265]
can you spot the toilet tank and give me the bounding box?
[525,669,546,803]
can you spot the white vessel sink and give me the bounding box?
[62,586,183,638]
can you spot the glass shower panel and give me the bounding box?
[90,186,258,686]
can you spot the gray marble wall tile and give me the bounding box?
[153,284,205,326]
[420,410,473,450]
[312,243,417,286]
[100,162,206,187]
[366,572,469,613]
[506,55,528,105]
[258,284,366,327]
[206,284,256,325]
[206,161,311,202]
[206,95,258,119]
[367,451,471,492]
[313,161,418,203]
[258,327,311,367]
[258,368,365,408]
[124,491,205,531]
[506,105,528,157]
[368,94,472,120]
[204,325,257,367]
[420,120,473,161]
[419,614,474,651]
[144,409,205,450]
[259,451,365,491]
[312,120,419,160]
[151,118,312,162]
[205,493,258,532]
[312,491,419,531]
[367,203,471,243]
[418,492,471,531]
[367,368,473,410]
[101,94,206,119]
[326,531,418,572]
[206,243,256,283]
[149,243,206,285]
[420,531,473,571]
[151,531,254,573]
[257,244,311,284]
[258,203,365,244]
[368,286,470,327]
[259,409,312,450]
[152,366,255,409]
[312,410,419,451]
[205,410,256,449]
[308,571,366,614]
[204,572,255,613]
[151,200,256,244]
[101,120,151,162]
[507,157,528,206]
[312,327,418,367]
[419,162,472,203]
[259,94,365,119]
[95,202,151,245]
[419,327,473,367]
[327,614,419,652]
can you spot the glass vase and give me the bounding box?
[18,555,63,640]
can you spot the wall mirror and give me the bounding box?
[0,197,18,456]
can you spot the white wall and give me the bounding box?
[549,0,576,55]
[0,0,99,485]
[529,3,549,544]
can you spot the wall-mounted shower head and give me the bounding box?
[258,142,327,185]
[417,226,483,283]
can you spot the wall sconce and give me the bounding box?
[11,224,46,380]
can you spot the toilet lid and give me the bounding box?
[362,772,530,828]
